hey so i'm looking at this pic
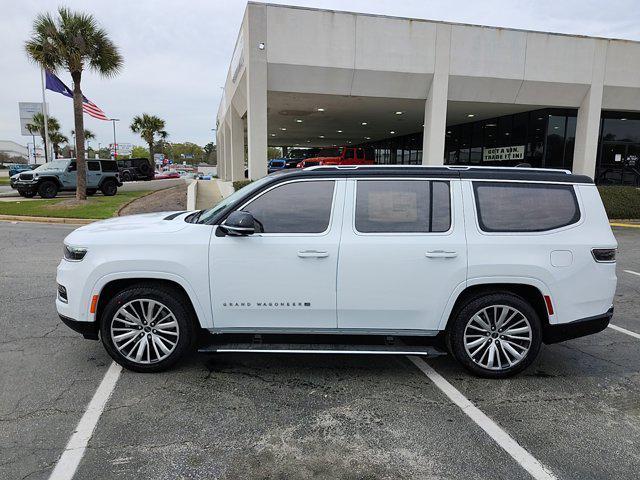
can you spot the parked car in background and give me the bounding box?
[154,170,181,180]
[8,164,37,177]
[12,158,121,198]
[117,158,154,182]
[296,146,375,168]
[56,165,616,378]
[269,149,321,173]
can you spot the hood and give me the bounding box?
[74,211,193,236]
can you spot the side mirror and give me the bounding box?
[221,211,255,236]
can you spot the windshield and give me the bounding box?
[197,176,273,224]
[33,160,69,172]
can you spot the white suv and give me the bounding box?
[56,166,617,378]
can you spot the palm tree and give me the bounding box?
[130,114,168,171]
[26,112,61,156]
[71,129,95,150]
[49,131,69,158]
[25,7,122,201]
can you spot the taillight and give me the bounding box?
[592,248,616,263]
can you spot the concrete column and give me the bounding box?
[223,119,232,181]
[246,3,268,180]
[230,106,245,181]
[422,24,451,166]
[216,127,225,180]
[573,40,607,178]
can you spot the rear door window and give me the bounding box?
[473,182,580,232]
[87,161,100,171]
[355,180,451,233]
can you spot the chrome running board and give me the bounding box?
[199,342,444,356]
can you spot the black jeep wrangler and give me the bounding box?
[117,158,155,182]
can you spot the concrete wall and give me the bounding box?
[217,3,640,178]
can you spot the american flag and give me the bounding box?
[45,70,110,121]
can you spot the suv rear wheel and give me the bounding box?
[448,292,542,378]
[100,284,196,372]
[100,179,117,196]
[121,171,132,182]
[38,180,58,199]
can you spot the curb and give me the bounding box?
[116,189,161,216]
[0,214,94,225]
[610,222,640,228]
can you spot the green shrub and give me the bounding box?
[233,179,253,191]
[598,186,640,219]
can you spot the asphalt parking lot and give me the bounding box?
[1,221,639,480]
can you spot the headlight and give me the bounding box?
[64,245,88,261]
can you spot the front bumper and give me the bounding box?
[543,307,614,344]
[59,314,99,340]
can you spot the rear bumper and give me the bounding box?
[543,307,613,344]
[59,314,99,340]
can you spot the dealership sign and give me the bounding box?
[109,143,133,156]
[18,102,47,136]
[483,145,525,161]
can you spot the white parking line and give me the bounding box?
[408,356,557,480]
[609,324,640,340]
[624,269,640,277]
[49,361,122,480]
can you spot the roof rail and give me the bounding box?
[305,164,572,174]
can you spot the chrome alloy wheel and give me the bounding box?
[463,305,533,371]
[110,299,180,364]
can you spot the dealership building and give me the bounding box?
[216,2,640,185]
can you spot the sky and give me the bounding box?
[1,0,639,151]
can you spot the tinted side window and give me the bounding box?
[100,161,118,172]
[242,181,335,233]
[473,182,580,232]
[355,180,451,233]
[344,149,354,159]
[88,161,100,171]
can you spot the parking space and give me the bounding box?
[1,221,640,479]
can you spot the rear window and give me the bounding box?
[473,182,580,232]
[100,160,118,172]
[355,180,451,233]
[87,161,100,171]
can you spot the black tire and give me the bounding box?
[447,292,542,378]
[138,162,151,175]
[100,284,197,373]
[122,171,132,182]
[22,190,36,198]
[38,180,58,199]
[100,179,117,196]
[86,189,97,196]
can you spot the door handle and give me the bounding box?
[298,250,329,258]
[425,250,458,259]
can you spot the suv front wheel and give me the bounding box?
[100,179,118,196]
[100,284,196,372]
[448,292,542,378]
[38,180,58,199]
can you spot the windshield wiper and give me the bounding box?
[190,209,205,224]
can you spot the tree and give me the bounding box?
[130,114,167,170]
[49,131,69,158]
[203,142,216,164]
[25,7,122,201]
[71,129,95,150]
[26,112,61,155]
[131,146,149,158]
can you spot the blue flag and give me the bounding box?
[45,71,73,98]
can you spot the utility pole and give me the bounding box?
[111,118,120,159]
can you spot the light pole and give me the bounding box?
[111,118,120,159]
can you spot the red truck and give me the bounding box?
[296,146,375,168]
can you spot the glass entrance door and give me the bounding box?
[598,143,640,186]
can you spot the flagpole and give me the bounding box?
[40,68,50,163]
